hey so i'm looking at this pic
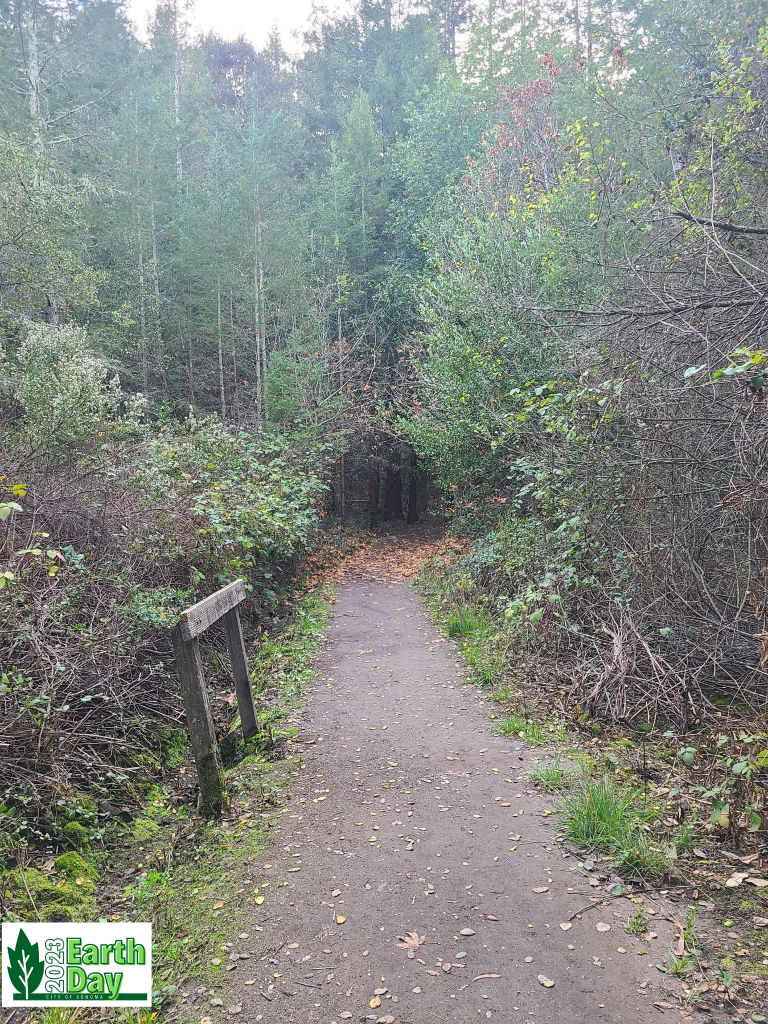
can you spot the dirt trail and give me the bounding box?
[227,540,680,1024]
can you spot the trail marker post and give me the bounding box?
[171,579,257,816]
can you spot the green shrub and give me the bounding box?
[14,324,120,449]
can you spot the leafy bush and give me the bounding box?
[14,324,120,448]
[0,394,329,851]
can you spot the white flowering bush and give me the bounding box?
[15,323,121,448]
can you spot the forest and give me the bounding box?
[2,0,768,927]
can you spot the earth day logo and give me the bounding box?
[7,929,44,999]
[1,923,152,1007]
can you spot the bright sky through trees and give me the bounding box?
[126,0,353,50]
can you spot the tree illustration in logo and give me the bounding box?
[7,929,45,998]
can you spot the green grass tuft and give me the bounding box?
[530,758,573,792]
[446,605,494,639]
[495,713,544,744]
[559,769,668,880]
[626,905,648,936]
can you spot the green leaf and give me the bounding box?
[755,749,768,767]
[7,928,45,998]
[0,501,22,521]
[684,365,706,378]
[711,799,729,825]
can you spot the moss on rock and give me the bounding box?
[133,817,162,841]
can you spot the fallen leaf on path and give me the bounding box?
[754,916,768,927]
[693,848,707,858]
[591,957,602,967]
[332,889,342,897]
[725,873,748,887]
[244,980,255,986]
[559,922,572,931]
[653,1001,674,1009]
[373,988,388,995]
[213,900,225,910]
[369,997,382,1008]
[412,987,422,993]
[472,975,500,982]
[397,931,425,952]
[340,1014,352,1020]
[487,915,498,921]
[442,963,451,973]
[200,1017,213,1024]
[336,915,346,924]
[460,928,475,936]
[254,896,265,905]
[617,947,627,954]
[455,952,466,959]
[288,943,300,949]
[532,887,549,893]
[288,868,300,873]
[426,970,438,976]
[537,975,555,988]
[210,959,221,966]
[227,1006,242,1015]
[376,1017,395,1024]
[746,877,768,887]
[596,922,611,932]
[723,851,758,864]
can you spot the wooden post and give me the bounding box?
[223,607,258,740]
[171,625,228,817]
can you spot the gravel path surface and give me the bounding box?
[229,577,682,1024]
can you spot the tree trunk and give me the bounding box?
[217,276,226,419]
[340,454,346,523]
[173,0,182,182]
[407,451,418,523]
[369,459,379,527]
[135,100,147,388]
[385,467,403,519]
